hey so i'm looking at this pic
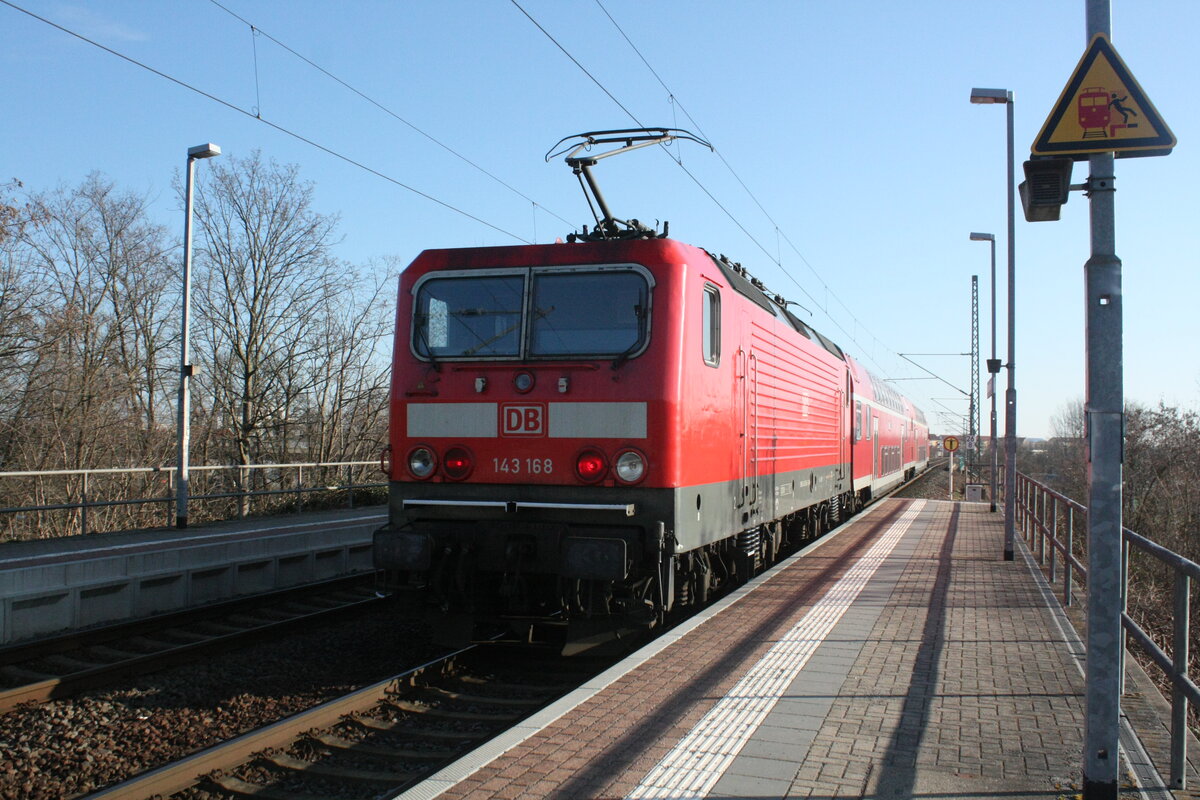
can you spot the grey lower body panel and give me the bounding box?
[380,463,850,563]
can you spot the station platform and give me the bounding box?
[0,506,384,645]
[398,498,1177,800]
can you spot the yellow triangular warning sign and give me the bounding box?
[1032,34,1175,159]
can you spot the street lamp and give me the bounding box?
[970,87,1016,562]
[176,143,221,529]
[970,231,1000,513]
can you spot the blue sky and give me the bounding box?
[2,1,1196,439]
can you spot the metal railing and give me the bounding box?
[1015,471,1197,790]
[0,461,386,539]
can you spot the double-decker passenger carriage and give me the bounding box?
[373,129,927,653]
[847,358,930,503]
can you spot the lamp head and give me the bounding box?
[187,143,222,159]
[969,88,1012,104]
[969,232,995,242]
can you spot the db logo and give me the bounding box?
[501,404,545,436]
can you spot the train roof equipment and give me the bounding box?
[546,127,712,242]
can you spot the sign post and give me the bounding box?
[1029,4,1175,796]
[943,436,959,500]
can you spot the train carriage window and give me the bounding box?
[854,401,862,442]
[702,284,721,367]
[413,265,653,362]
[413,274,524,358]
[529,270,648,357]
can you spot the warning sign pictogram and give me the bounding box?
[1032,34,1175,159]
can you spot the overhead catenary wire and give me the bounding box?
[207,0,574,230]
[509,0,785,276]
[520,0,908,383]
[591,0,908,382]
[0,0,531,244]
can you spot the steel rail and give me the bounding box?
[0,574,381,713]
[81,646,474,800]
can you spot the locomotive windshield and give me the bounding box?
[412,265,652,361]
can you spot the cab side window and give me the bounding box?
[702,284,721,367]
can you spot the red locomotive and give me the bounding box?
[373,130,928,653]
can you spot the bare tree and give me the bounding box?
[0,175,175,535]
[188,151,348,513]
[298,262,396,464]
[0,183,43,465]
[0,163,394,538]
[1124,403,1200,551]
[7,175,174,468]
[1050,398,1086,440]
[1042,397,1087,502]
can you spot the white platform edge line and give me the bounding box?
[388,497,918,800]
[625,502,924,799]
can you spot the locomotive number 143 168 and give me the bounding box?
[493,457,554,475]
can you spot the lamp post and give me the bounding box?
[176,143,221,529]
[970,88,1016,561]
[970,232,1000,513]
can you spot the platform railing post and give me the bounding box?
[1039,485,1047,565]
[1049,495,1059,583]
[167,469,176,529]
[81,471,89,536]
[1065,506,1075,607]
[1026,479,1033,545]
[1016,475,1023,540]
[1022,478,1030,544]
[1171,570,1190,789]
[1015,475,1023,541]
[1032,482,1039,561]
[1120,536,1129,698]
[1030,481,1037,558]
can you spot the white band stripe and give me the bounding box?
[406,401,647,439]
[625,500,925,800]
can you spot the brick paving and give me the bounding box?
[788,502,1087,799]
[398,499,1165,800]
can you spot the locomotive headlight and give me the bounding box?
[407,447,436,479]
[614,450,646,484]
[513,371,535,393]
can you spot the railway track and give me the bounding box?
[83,644,604,800]
[0,574,383,714]
[0,467,946,800]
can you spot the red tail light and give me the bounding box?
[575,450,607,483]
[443,446,474,480]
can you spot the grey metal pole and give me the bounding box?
[176,156,197,529]
[970,232,999,512]
[1003,94,1017,562]
[176,143,220,529]
[1082,2,1122,796]
[989,236,999,513]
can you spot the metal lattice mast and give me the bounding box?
[970,275,980,475]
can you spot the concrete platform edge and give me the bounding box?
[390,500,899,800]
